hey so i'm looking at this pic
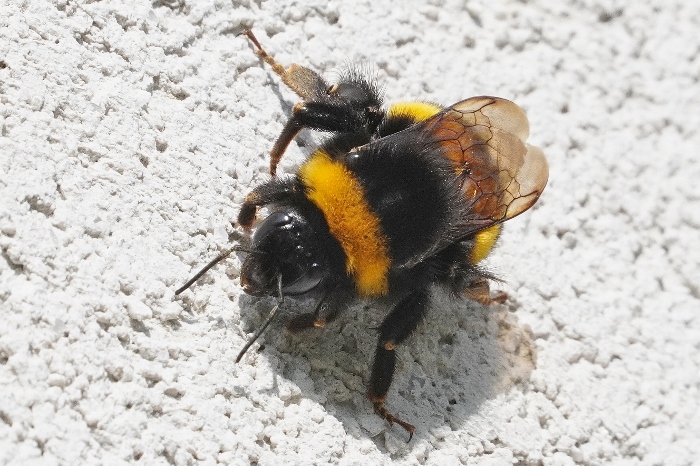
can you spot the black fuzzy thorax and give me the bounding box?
[325,132,461,269]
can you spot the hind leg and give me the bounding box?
[464,277,507,305]
[368,289,431,440]
[433,244,507,305]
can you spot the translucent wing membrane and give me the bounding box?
[424,96,548,233]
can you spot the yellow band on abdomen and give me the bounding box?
[470,224,501,264]
[387,101,442,122]
[299,151,391,297]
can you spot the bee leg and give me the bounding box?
[267,117,303,177]
[464,277,507,305]
[241,31,383,175]
[241,29,328,102]
[286,287,351,333]
[368,289,430,441]
[267,101,376,175]
[284,312,317,333]
[242,30,342,176]
[237,178,303,229]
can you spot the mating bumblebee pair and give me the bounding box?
[177,30,548,440]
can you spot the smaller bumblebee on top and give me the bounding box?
[177,30,548,440]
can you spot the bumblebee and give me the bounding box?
[177,30,548,439]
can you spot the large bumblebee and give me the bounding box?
[177,30,548,439]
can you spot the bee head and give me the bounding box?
[241,209,327,297]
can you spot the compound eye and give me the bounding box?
[281,262,323,295]
[252,211,293,246]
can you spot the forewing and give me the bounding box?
[424,96,548,234]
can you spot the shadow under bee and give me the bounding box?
[230,285,536,446]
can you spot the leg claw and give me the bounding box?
[373,401,415,442]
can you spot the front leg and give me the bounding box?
[286,285,353,332]
[368,289,430,440]
[237,177,302,229]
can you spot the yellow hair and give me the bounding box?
[299,151,391,296]
[387,101,442,122]
[470,224,501,264]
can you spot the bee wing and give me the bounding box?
[423,96,548,234]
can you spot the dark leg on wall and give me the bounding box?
[368,289,430,440]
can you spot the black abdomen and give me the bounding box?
[343,137,455,267]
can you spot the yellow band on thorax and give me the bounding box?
[299,151,391,297]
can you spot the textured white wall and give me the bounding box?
[1,0,699,464]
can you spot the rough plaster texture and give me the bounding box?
[1,0,699,465]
